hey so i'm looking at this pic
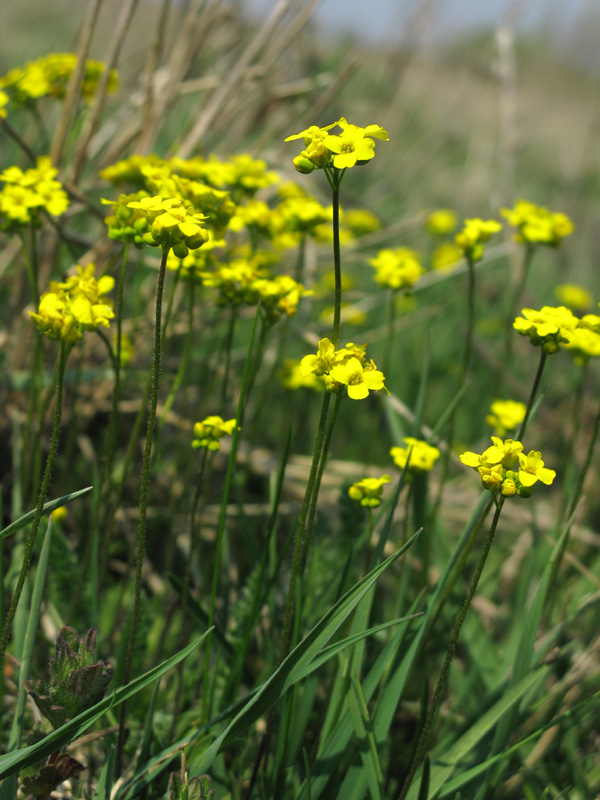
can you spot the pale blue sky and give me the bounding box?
[244,0,597,45]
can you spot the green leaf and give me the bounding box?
[405,665,550,800]
[348,669,384,800]
[0,631,209,779]
[0,487,93,543]
[190,540,417,776]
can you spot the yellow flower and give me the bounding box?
[300,338,338,377]
[455,218,502,261]
[431,242,463,271]
[501,201,574,246]
[486,399,526,437]
[286,118,388,172]
[513,305,577,353]
[0,156,69,228]
[192,416,237,451]
[329,357,386,400]
[126,195,208,254]
[278,359,323,391]
[563,327,600,363]
[426,209,458,235]
[390,438,440,474]
[554,283,592,311]
[348,475,391,508]
[369,248,424,290]
[517,451,556,487]
[343,208,381,236]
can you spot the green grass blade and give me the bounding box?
[405,665,550,800]
[190,540,416,776]
[92,745,115,800]
[0,487,93,543]
[0,631,209,779]
[313,492,491,800]
[348,669,384,800]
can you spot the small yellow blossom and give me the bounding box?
[369,248,424,291]
[0,156,69,228]
[513,305,577,353]
[348,475,391,508]
[431,242,463,272]
[460,436,554,498]
[192,416,237,451]
[329,357,386,399]
[501,201,574,247]
[300,339,385,399]
[390,438,440,474]
[286,118,388,173]
[517,451,556,487]
[278,359,323,391]
[426,209,458,235]
[455,218,502,262]
[554,283,592,311]
[51,506,68,522]
[563,327,600,363]
[343,208,381,236]
[486,399,526,437]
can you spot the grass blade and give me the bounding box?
[0,487,93,543]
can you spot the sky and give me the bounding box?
[243,0,598,45]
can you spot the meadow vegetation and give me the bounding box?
[1,2,600,798]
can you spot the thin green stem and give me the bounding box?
[300,391,343,574]
[279,390,331,664]
[0,341,69,673]
[331,177,342,347]
[201,305,260,722]
[517,348,548,441]
[117,246,169,770]
[220,306,238,409]
[566,392,600,521]
[398,499,505,800]
[383,289,397,379]
[157,275,196,438]
[495,244,535,394]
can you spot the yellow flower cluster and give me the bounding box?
[390,438,441,475]
[501,201,574,246]
[30,263,115,344]
[0,156,69,228]
[514,304,600,362]
[101,153,277,200]
[369,248,424,291]
[300,338,387,400]
[285,117,389,173]
[486,399,526,437]
[0,53,118,107]
[460,437,555,498]
[104,194,208,256]
[348,475,391,508]
[192,416,237,451]
[455,218,502,262]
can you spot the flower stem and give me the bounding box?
[117,245,169,770]
[517,348,548,440]
[0,341,69,674]
[278,390,331,664]
[398,498,505,799]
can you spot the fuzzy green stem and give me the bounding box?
[331,179,342,347]
[117,246,169,769]
[279,390,332,664]
[220,306,238,409]
[398,498,505,800]
[0,341,69,673]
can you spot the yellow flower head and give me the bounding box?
[30,263,115,343]
[455,218,502,262]
[563,327,600,364]
[0,156,69,228]
[486,399,526,437]
[343,208,381,236]
[501,201,574,247]
[431,242,463,272]
[285,117,388,173]
[126,195,208,255]
[348,475,391,508]
[553,283,592,311]
[192,416,237,451]
[390,438,440,474]
[513,305,578,353]
[300,340,385,400]
[426,209,458,235]
[278,359,324,391]
[460,436,554,498]
[369,248,424,290]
